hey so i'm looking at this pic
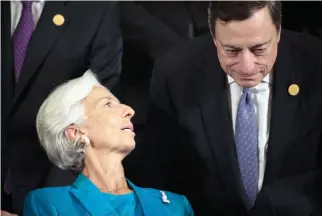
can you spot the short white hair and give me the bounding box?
[36,70,101,171]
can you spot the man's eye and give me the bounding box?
[226,50,238,53]
[226,49,239,56]
[253,48,265,55]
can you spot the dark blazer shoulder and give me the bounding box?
[62,1,119,22]
[281,29,322,97]
[155,33,215,79]
[151,33,218,112]
[281,29,322,63]
[69,1,118,11]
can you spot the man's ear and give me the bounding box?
[277,25,281,43]
[64,124,87,142]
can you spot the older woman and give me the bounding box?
[23,70,194,216]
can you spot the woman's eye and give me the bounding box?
[105,102,112,107]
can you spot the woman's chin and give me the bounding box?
[122,140,136,153]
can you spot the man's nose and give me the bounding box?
[239,51,255,74]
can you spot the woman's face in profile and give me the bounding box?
[82,86,135,154]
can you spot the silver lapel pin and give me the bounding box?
[160,191,171,204]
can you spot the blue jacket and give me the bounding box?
[23,174,194,216]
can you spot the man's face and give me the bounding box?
[214,6,280,88]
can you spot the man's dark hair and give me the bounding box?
[208,1,282,35]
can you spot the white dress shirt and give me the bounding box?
[10,0,45,35]
[227,74,272,191]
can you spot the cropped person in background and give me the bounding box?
[1,1,122,214]
[23,71,194,216]
[134,1,322,215]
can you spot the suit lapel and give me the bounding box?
[129,181,170,216]
[197,40,246,203]
[263,34,306,183]
[13,1,69,107]
[1,1,15,101]
[71,175,171,216]
[70,174,118,216]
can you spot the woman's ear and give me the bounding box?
[64,124,87,142]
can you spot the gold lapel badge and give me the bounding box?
[288,84,300,96]
[53,14,65,26]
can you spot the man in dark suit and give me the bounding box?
[1,1,122,214]
[118,1,209,123]
[118,1,209,174]
[135,1,322,215]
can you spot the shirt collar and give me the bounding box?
[11,0,45,3]
[227,73,271,85]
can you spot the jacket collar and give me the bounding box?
[127,181,173,216]
[71,174,118,216]
[71,174,171,216]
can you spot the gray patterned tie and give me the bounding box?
[235,88,259,209]
[12,0,34,82]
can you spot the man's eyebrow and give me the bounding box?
[250,40,271,49]
[222,44,241,50]
[222,40,271,49]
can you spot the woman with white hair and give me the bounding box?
[23,70,194,216]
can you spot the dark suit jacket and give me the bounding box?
[251,169,322,216]
[118,2,209,179]
[118,1,209,126]
[1,1,122,214]
[133,30,322,215]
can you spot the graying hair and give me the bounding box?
[208,1,282,35]
[36,70,101,171]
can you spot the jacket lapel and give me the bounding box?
[71,175,172,216]
[70,174,118,216]
[128,181,171,216]
[1,1,15,101]
[13,1,69,107]
[197,39,246,204]
[263,34,307,183]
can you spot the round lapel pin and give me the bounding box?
[288,84,299,96]
[53,14,65,26]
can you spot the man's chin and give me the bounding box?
[237,79,261,88]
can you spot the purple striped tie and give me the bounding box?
[4,1,34,194]
[12,0,34,82]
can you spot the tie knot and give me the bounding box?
[21,1,33,8]
[243,88,251,94]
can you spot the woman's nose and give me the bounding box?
[122,104,135,119]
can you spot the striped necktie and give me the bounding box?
[12,0,34,82]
